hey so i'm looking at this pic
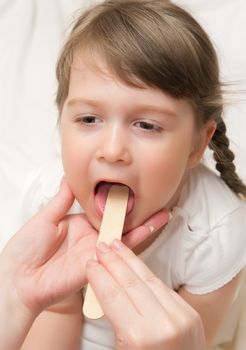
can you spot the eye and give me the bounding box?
[134,121,162,133]
[75,115,102,126]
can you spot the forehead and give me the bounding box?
[67,52,195,119]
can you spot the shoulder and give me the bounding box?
[21,156,63,220]
[21,156,81,221]
[178,163,245,230]
[175,164,246,294]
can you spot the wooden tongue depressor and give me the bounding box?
[83,184,129,319]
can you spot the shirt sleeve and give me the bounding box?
[181,205,246,294]
[21,157,63,222]
[20,157,82,223]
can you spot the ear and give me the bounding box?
[188,120,217,168]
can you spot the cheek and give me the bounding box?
[139,137,193,203]
[143,154,186,192]
[61,132,89,189]
[62,140,79,175]
[61,148,91,210]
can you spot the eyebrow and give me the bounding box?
[67,98,101,108]
[66,98,178,118]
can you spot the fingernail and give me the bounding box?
[168,211,173,221]
[144,225,155,234]
[97,241,111,253]
[112,239,124,251]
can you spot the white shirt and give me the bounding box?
[21,158,246,349]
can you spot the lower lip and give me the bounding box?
[126,193,134,215]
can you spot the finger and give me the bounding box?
[94,242,166,319]
[122,208,169,249]
[85,258,138,328]
[111,239,191,315]
[39,177,75,225]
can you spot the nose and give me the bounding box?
[96,124,131,165]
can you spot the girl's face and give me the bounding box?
[60,56,199,233]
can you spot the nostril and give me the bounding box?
[96,143,131,164]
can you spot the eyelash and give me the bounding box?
[134,121,162,133]
[75,116,163,133]
[75,115,101,125]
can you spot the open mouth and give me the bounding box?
[94,181,135,216]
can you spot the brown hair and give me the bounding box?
[56,0,246,197]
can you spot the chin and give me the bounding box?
[84,207,135,235]
[89,216,102,232]
[80,206,101,232]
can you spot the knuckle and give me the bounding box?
[117,328,149,350]
[190,308,202,323]
[185,309,203,334]
[165,321,181,339]
[102,252,120,265]
[163,325,186,348]
[101,284,122,303]
[180,305,202,330]
[124,276,142,290]
[131,329,167,349]
[156,315,186,343]
[164,310,202,343]
[118,318,172,349]
[144,273,162,287]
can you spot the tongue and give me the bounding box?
[95,183,134,216]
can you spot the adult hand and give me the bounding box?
[0,178,168,317]
[86,240,206,350]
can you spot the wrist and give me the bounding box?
[0,284,37,350]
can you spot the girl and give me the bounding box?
[2,1,246,349]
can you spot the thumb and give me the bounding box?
[39,177,75,225]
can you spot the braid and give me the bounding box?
[209,118,246,197]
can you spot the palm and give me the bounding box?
[10,213,98,313]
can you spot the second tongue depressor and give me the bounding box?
[83,184,129,319]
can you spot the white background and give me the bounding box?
[0,1,245,349]
[0,0,245,244]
